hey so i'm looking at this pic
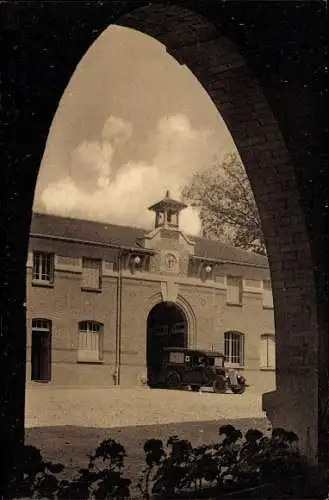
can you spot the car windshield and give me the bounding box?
[208,356,224,367]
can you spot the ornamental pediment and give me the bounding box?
[138,227,196,255]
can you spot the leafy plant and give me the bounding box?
[5,427,327,499]
[5,438,131,499]
[5,445,65,499]
[58,438,130,499]
[137,426,321,499]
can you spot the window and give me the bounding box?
[224,331,244,366]
[262,280,274,308]
[172,322,185,334]
[209,356,224,368]
[169,351,185,364]
[32,318,51,330]
[154,325,169,336]
[82,258,101,290]
[227,276,243,305]
[260,334,276,369]
[78,321,103,362]
[32,252,54,283]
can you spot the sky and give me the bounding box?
[34,25,238,236]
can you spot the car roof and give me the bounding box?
[163,347,224,357]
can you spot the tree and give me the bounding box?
[182,153,266,255]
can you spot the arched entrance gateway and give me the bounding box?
[147,302,187,385]
[2,1,327,480]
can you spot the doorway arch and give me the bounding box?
[146,301,187,384]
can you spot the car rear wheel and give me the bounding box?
[165,371,181,389]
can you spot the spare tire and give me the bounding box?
[165,371,181,389]
[213,378,226,394]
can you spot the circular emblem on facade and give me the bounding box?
[165,253,178,273]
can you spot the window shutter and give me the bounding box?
[227,277,242,304]
[80,330,99,361]
[268,335,276,368]
[49,253,54,283]
[263,281,273,308]
[224,333,230,360]
[82,259,100,289]
[260,335,275,368]
[260,336,268,368]
[32,253,38,279]
[78,321,102,362]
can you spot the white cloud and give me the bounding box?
[153,114,217,183]
[101,115,133,145]
[41,114,217,235]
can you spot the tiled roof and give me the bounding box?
[30,212,145,248]
[30,212,269,268]
[193,237,268,267]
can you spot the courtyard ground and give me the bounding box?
[25,385,266,428]
[25,386,270,494]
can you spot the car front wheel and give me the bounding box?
[232,385,246,394]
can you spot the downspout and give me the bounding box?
[117,252,123,386]
[114,250,123,386]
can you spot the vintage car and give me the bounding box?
[148,347,247,394]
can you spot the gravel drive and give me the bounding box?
[25,387,270,495]
[25,386,266,428]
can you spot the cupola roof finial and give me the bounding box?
[148,191,187,212]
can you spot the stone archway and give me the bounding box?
[114,4,327,461]
[2,1,327,477]
[146,301,187,385]
[146,292,197,348]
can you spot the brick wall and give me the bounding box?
[26,266,118,387]
[26,243,275,394]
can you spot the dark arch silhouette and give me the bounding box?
[1,1,327,482]
[146,302,187,386]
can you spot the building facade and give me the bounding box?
[26,192,276,391]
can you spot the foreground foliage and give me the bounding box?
[6,439,130,499]
[137,425,328,499]
[5,426,328,499]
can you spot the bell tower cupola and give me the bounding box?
[148,190,187,230]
